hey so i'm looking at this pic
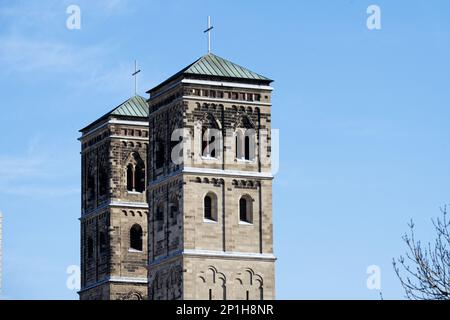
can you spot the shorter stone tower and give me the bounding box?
[79,96,149,300]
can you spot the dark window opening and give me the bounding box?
[130,224,143,251]
[126,164,133,191]
[244,136,250,160]
[240,198,248,222]
[156,205,164,221]
[99,164,108,196]
[87,237,94,259]
[204,195,212,220]
[170,204,178,219]
[135,161,145,193]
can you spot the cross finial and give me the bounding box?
[203,16,214,53]
[132,60,141,96]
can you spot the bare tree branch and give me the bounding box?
[393,206,450,300]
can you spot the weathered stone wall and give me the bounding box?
[183,256,275,300]
[109,123,149,203]
[183,176,273,255]
[80,209,110,289]
[80,282,148,300]
[148,256,183,300]
[109,207,148,279]
[110,282,148,300]
[148,177,184,261]
[80,116,149,300]
[181,84,273,174]
[146,79,275,300]
[80,283,110,300]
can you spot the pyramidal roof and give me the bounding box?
[109,95,148,117]
[148,53,272,93]
[80,95,148,132]
[183,53,270,81]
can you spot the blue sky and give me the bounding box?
[0,0,449,299]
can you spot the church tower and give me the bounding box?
[147,53,276,300]
[79,96,149,300]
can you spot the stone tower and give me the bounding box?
[146,53,276,300]
[79,96,149,300]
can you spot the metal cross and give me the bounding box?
[132,60,141,96]
[203,16,214,53]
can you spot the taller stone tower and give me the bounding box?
[79,96,149,300]
[147,53,276,300]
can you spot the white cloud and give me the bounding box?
[0,0,137,93]
[0,35,109,73]
[0,34,133,94]
[0,156,45,180]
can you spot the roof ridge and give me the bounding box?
[184,53,270,81]
[147,53,272,94]
[80,95,149,132]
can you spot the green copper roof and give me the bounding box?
[80,95,148,132]
[148,53,272,93]
[184,53,271,81]
[110,95,148,117]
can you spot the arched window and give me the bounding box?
[236,129,255,161]
[235,115,255,161]
[126,164,133,191]
[239,195,253,223]
[87,237,94,259]
[126,153,145,193]
[204,193,218,221]
[130,224,143,251]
